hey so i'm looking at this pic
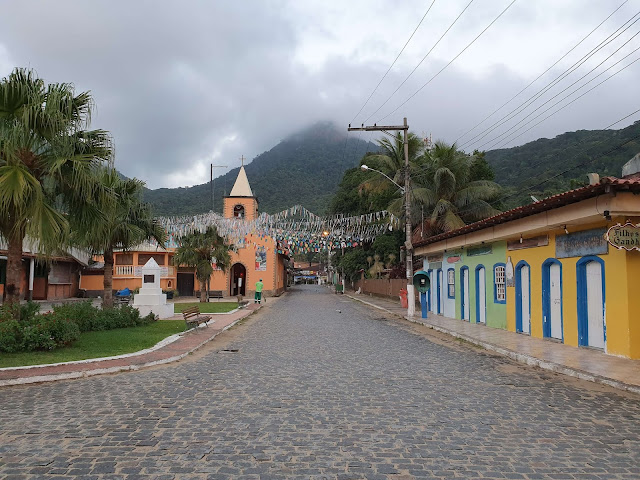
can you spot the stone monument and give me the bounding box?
[133,258,174,319]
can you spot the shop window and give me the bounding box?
[494,263,506,303]
[234,205,245,218]
[0,260,5,284]
[447,269,455,298]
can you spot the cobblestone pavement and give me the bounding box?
[1,286,639,479]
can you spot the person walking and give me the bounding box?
[254,278,264,304]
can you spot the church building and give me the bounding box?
[80,165,289,300]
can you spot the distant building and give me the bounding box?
[0,241,89,301]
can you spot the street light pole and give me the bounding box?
[348,117,415,316]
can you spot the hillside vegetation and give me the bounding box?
[143,122,375,216]
[485,120,640,208]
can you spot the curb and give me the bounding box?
[0,308,258,388]
[346,295,640,395]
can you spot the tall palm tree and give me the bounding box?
[360,132,425,197]
[74,168,166,308]
[414,141,502,235]
[0,68,112,305]
[173,227,232,302]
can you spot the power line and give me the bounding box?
[351,0,437,124]
[478,33,640,150]
[379,0,518,122]
[459,10,640,150]
[454,0,630,145]
[362,0,476,124]
[422,108,640,220]
[487,50,640,151]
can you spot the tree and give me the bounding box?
[0,68,112,305]
[359,132,425,216]
[415,141,502,235]
[74,168,166,308]
[173,227,233,302]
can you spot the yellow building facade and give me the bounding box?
[415,173,640,359]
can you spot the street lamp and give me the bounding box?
[360,165,405,193]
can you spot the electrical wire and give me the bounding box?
[459,10,640,150]
[351,0,437,125]
[378,0,518,123]
[485,48,640,150]
[454,0,630,145]
[362,0,476,124]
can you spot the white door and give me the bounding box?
[430,272,436,312]
[586,261,605,348]
[478,267,486,324]
[438,270,444,314]
[462,269,470,320]
[549,263,562,340]
[521,265,530,334]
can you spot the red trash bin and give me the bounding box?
[399,289,408,308]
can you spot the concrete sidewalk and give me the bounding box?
[0,303,263,387]
[347,293,640,395]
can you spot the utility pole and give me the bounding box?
[348,117,415,316]
[210,164,228,213]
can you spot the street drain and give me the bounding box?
[219,348,239,353]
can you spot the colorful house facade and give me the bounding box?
[414,169,640,359]
[80,166,288,298]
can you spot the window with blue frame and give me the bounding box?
[447,268,455,298]
[494,263,506,304]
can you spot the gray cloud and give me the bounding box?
[1,0,638,188]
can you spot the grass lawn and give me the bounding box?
[0,320,185,369]
[173,302,237,314]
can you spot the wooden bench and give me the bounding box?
[182,306,212,329]
[207,290,224,301]
[116,294,131,305]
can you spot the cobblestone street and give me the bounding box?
[1,285,639,479]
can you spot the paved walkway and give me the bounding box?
[0,303,262,387]
[347,292,640,395]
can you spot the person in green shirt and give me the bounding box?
[254,279,264,304]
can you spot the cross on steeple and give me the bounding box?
[240,155,245,166]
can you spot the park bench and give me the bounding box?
[116,294,131,305]
[182,305,212,329]
[207,290,224,301]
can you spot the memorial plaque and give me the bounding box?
[143,274,155,284]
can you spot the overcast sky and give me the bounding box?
[1,0,638,188]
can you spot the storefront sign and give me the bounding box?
[447,255,462,263]
[556,227,608,258]
[606,222,640,251]
[507,235,549,251]
[427,253,443,263]
[467,245,492,256]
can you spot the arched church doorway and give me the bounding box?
[230,263,246,296]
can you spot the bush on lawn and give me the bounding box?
[0,301,157,353]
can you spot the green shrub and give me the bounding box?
[0,319,23,353]
[0,302,156,353]
[52,301,98,332]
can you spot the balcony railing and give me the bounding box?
[114,266,176,277]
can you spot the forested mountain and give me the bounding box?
[485,120,640,208]
[142,120,640,217]
[143,122,376,216]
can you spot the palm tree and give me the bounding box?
[414,141,502,235]
[0,68,112,305]
[74,168,166,308]
[360,132,424,197]
[173,227,232,302]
